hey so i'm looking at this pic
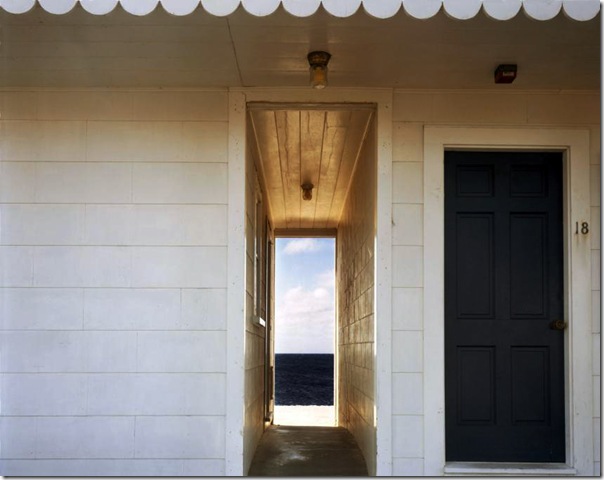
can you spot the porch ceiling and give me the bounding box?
[0,5,599,89]
[248,105,373,230]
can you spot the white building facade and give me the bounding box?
[0,0,600,476]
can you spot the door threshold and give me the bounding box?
[444,462,576,476]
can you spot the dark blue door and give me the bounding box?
[445,151,565,462]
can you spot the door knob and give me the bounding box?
[549,320,567,331]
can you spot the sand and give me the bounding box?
[273,405,335,426]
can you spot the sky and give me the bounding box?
[274,238,335,354]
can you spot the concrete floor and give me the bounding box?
[247,425,369,477]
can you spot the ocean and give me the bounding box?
[275,353,334,406]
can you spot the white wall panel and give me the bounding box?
[35,163,132,204]
[2,459,186,476]
[2,374,87,415]
[590,164,600,206]
[392,246,423,288]
[181,289,227,330]
[1,458,225,477]
[87,121,227,163]
[590,127,601,475]
[392,331,423,373]
[131,246,226,288]
[392,415,423,458]
[393,123,424,163]
[85,332,138,372]
[392,204,423,246]
[0,246,34,286]
[1,204,85,245]
[0,417,37,458]
[0,162,35,202]
[592,250,600,291]
[392,458,424,476]
[392,288,423,331]
[37,91,134,121]
[392,162,423,203]
[594,376,601,417]
[593,290,601,334]
[84,288,180,330]
[591,207,601,249]
[86,373,225,415]
[0,89,229,476]
[33,246,131,287]
[134,416,225,459]
[0,288,83,330]
[84,205,135,245]
[0,92,38,120]
[137,331,226,372]
[527,93,599,125]
[86,205,228,246]
[392,373,423,415]
[132,163,227,204]
[131,205,228,246]
[35,417,135,458]
[183,460,225,476]
[1,331,87,372]
[131,91,228,122]
[0,121,86,162]
[431,92,528,125]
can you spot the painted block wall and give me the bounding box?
[337,117,377,475]
[242,133,268,474]
[0,89,229,476]
[390,90,600,476]
[590,126,601,476]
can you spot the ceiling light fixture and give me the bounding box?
[301,182,314,201]
[307,51,331,89]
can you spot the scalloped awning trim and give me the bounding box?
[0,0,599,21]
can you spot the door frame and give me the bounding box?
[423,126,593,475]
[226,88,394,476]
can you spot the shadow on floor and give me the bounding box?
[248,425,368,477]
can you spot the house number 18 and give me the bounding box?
[575,221,589,235]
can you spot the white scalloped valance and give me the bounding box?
[0,0,599,20]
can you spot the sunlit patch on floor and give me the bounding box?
[273,405,335,426]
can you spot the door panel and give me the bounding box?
[445,151,564,462]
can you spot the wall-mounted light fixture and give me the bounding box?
[307,51,331,89]
[301,182,314,201]
[494,64,517,84]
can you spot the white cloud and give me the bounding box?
[282,238,321,255]
[315,268,335,289]
[276,284,335,354]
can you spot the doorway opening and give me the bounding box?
[245,102,378,475]
[273,236,336,426]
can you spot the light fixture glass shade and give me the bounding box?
[310,65,328,89]
[307,51,331,89]
[301,183,314,200]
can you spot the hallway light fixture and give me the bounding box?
[307,51,331,89]
[301,182,314,201]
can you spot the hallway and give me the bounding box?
[248,426,368,477]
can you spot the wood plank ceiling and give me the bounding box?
[248,106,374,231]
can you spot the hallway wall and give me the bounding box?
[390,90,600,476]
[336,116,377,475]
[0,89,229,476]
[242,131,269,474]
